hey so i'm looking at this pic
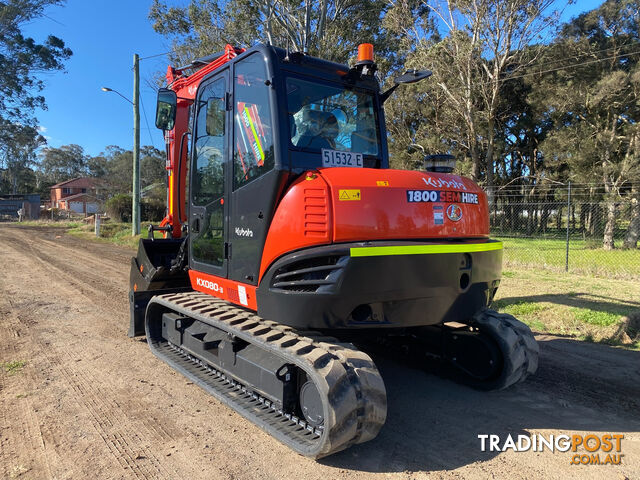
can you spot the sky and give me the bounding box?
[22,0,605,158]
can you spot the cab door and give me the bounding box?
[189,70,230,278]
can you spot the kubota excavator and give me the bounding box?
[128,43,538,458]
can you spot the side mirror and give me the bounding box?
[394,69,432,85]
[205,97,225,136]
[155,88,177,131]
[380,69,432,103]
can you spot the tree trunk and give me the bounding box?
[603,199,616,250]
[470,141,481,182]
[486,119,495,207]
[623,186,639,249]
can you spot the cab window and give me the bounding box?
[233,54,275,189]
[192,78,226,206]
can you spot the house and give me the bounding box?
[0,194,40,219]
[50,178,99,214]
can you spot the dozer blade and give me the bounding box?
[145,291,387,458]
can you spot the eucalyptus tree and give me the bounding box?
[0,0,72,193]
[535,0,640,249]
[149,0,401,69]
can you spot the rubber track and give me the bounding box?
[145,291,387,458]
[472,309,539,390]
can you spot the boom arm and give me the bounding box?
[159,44,245,238]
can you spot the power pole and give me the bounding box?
[132,53,141,235]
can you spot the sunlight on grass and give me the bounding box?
[570,308,620,327]
[497,300,547,317]
[498,237,640,280]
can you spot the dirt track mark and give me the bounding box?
[0,231,179,479]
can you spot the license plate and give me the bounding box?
[321,149,363,168]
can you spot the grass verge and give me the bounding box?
[499,237,640,280]
[494,268,640,350]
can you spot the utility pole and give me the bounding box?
[565,181,571,272]
[132,53,141,235]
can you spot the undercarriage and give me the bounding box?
[141,289,538,457]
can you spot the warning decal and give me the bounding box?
[339,189,361,201]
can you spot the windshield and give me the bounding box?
[286,77,380,156]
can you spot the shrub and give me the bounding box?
[142,198,166,222]
[105,194,132,222]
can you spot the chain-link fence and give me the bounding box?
[488,183,640,280]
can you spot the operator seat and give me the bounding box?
[295,110,335,150]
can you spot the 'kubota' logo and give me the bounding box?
[446,204,463,222]
[422,175,467,191]
[196,277,224,293]
[235,227,253,237]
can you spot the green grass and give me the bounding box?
[494,300,547,316]
[18,219,81,229]
[8,219,166,249]
[570,308,620,327]
[68,221,164,249]
[498,237,640,280]
[2,360,26,375]
[494,267,640,350]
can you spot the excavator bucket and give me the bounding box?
[128,238,191,337]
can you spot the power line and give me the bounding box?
[524,42,638,70]
[139,51,172,61]
[492,49,640,86]
[139,95,155,147]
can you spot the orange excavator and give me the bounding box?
[128,43,538,458]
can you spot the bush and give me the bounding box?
[105,194,166,223]
[142,198,166,222]
[105,194,132,222]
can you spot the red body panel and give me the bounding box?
[321,168,489,242]
[258,173,333,281]
[189,270,257,310]
[258,167,489,281]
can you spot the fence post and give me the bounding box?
[95,213,101,237]
[565,181,571,272]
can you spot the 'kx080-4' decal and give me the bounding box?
[189,270,258,310]
[406,190,479,204]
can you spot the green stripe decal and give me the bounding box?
[350,241,503,257]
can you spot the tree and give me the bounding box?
[0,121,45,193]
[149,0,402,69]
[385,0,558,190]
[140,146,166,191]
[39,144,88,184]
[535,0,640,249]
[0,0,72,193]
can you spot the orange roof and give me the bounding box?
[59,192,97,202]
[50,177,97,189]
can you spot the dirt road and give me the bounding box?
[0,224,638,480]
